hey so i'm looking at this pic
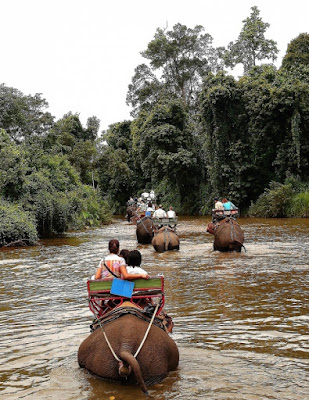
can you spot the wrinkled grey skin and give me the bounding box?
[136,217,155,244]
[78,314,179,394]
[152,227,180,253]
[206,218,245,252]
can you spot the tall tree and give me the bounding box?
[199,72,251,205]
[127,23,224,115]
[103,120,133,152]
[0,129,28,200]
[131,95,200,210]
[224,6,279,75]
[85,116,100,141]
[126,64,162,117]
[0,84,54,143]
[281,33,309,70]
[96,146,133,209]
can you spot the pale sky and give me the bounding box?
[1,0,308,133]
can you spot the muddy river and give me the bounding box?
[0,216,308,399]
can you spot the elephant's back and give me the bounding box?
[79,313,178,382]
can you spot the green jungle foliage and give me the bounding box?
[287,191,309,217]
[1,7,309,243]
[248,180,294,217]
[248,177,309,218]
[0,103,111,246]
[0,200,38,246]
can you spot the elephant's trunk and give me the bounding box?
[119,350,148,394]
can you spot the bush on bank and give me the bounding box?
[0,187,112,247]
[248,178,309,218]
[0,200,38,247]
[287,191,309,217]
[67,185,112,229]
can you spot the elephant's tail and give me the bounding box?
[119,350,148,394]
[240,243,247,252]
[234,240,246,252]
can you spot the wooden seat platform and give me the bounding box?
[212,208,239,219]
[152,217,178,228]
[87,276,165,319]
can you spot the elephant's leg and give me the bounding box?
[154,243,165,252]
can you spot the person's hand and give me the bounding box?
[142,274,150,279]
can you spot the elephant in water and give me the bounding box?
[136,217,155,244]
[126,205,137,222]
[206,217,245,252]
[78,313,179,394]
[152,226,180,253]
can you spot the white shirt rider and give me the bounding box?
[153,206,167,218]
[167,207,176,218]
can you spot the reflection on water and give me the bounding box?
[0,217,308,399]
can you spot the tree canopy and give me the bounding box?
[127,23,224,116]
[224,6,279,74]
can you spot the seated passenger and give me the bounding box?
[214,197,224,210]
[119,248,130,264]
[145,202,154,217]
[167,206,176,218]
[222,198,237,210]
[153,204,167,218]
[95,239,149,280]
[126,250,148,275]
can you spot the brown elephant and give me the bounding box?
[126,205,137,222]
[206,217,245,252]
[152,226,180,253]
[136,217,155,244]
[78,314,179,394]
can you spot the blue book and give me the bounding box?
[110,278,135,298]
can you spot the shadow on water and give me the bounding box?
[0,216,308,399]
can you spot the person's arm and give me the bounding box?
[120,265,149,280]
[95,262,103,279]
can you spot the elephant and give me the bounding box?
[78,313,179,394]
[206,217,245,252]
[126,205,137,222]
[136,216,155,244]
[152,226,180,253]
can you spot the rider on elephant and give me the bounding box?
[222,198,237,210]
[95,239,149,281]
[212,197,225,222]
[145,202,154,217]
[126,250,148,275]
[153,204,167,218]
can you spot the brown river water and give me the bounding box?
[0,216,308,400]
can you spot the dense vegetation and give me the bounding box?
[1,7,308,246]
[0,99,111,246]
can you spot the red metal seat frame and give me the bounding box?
[87,276,165,319]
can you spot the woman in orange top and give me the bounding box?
[95,239,149,280]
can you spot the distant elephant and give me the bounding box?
[206,217,245,252]
[152,226,180,253]
[136,217,155,244]
[126,205,137,222]
[78,313,179,394]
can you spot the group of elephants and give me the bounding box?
[131,205,245,253]
[77,209,245,394]
[136,216,180,252]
